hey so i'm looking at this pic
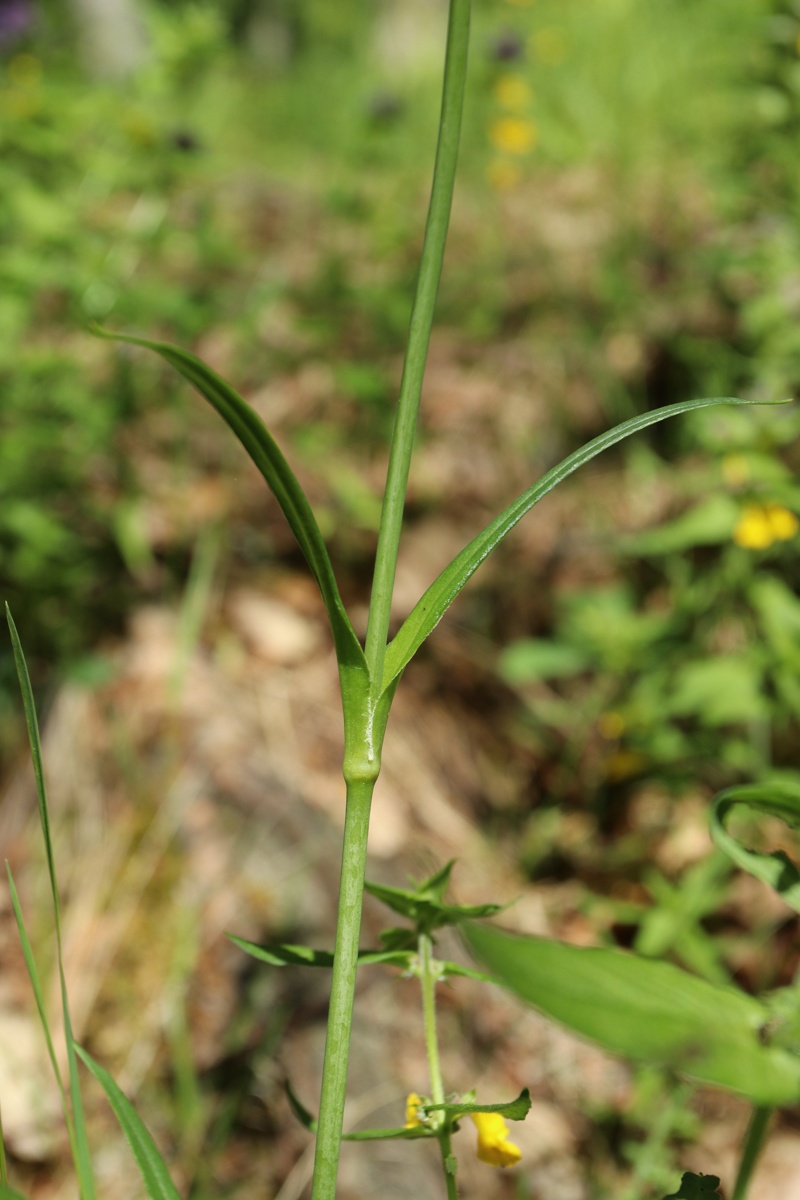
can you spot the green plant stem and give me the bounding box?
[311,777,376,1200]
[439,1123,459,1200]
[731,1106,772,1200]
[419,934,458,1199]
[420,934,446,1110]
[365,0,471,686]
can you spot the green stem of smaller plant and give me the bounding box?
[731,1106,772,1200]
[419,933,458,1198]
[439,1123,459,1200]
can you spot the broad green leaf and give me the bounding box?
[227,934,412,971]
[465,924,800,1105]
[0,1187,29,1200]
[75,1047,182,1200]
[6,608,95,1200]
[622,493,739,555]
[498,639,591,684]
[662,1172,721,1199]
[382,397,767,694]
[668,655,768,726]
[710,781,800,912]
[90,329,367,686]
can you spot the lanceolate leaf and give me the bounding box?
[381,396,771,694]
[285,1080,433,1142]
[75,1047,182,1200]
[710,781,800,912]
[427,1088,531,1122]
[465,924,800,1105]
[91,329,367,683]
[227,934,412,970]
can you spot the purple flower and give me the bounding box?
[0,0,33,48]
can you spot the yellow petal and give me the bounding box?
[733,506,774,549]
[405,1093,423,1128]
[470,1111,522,1168]
[488,116,538,155]
[765,504,799,542]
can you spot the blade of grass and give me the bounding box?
[6,606,96,1200]
[5,865,74,1142]
[75,1046,183,1200]
[382,397,786,694]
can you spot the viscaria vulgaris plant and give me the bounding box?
[5,2,800,1198]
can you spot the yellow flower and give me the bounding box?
[493,74,533,110]
[486,159,523,191]
[489,116,538,155]
[733,503,799,549]
[405,1093,424,1128]
[470,1112,522,1168]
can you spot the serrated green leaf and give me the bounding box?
[75,1047,182,1200]
[381,397,772,694]
[662,1171,721,1199]
[710,781,800,912]
[89,329,367,689]
[465,924,800,1104]
[227,934,413,970]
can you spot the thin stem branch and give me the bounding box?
[364,0,471,685]
[731,1106,772,1200]
[310,777,376,1200]
[419,934,459,1199]
[419,934,446,1109]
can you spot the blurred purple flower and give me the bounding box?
[0,0,33,47]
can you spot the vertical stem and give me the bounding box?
[419,934,458,1200]
[419,934,446,1109]
[311,777,376,1200]
[365,0,471,685]
[731,1106,772,1200]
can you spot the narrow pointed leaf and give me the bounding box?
[364,878,502,931]
[90,329,366,681]
[465,924,800,1105]
[75,1047,182,1200]
[710,781,800,912]
[6,609,95,1200]
[6,866,71,1120]
[285,1080,433,1141]
[227,934,413,970]
[382,397,777,693]
[428,1088,531,1122]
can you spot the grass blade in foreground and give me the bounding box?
[465,923,800,1105]
[381,397,782,694]
[6,606,97,1200]
[75,1047,182,1200]
[89,328,367,682]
